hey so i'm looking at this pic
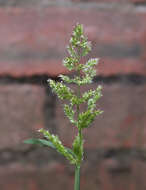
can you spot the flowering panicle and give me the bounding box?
[24,24,103,167]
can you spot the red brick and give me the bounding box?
[98,58,146,76]
[81,159,134,190]
[72,0,146,3]
[0,0,70,6]
[0,156,145,190]
[95,158,145,190]
[78,0,122,2]
[0,0,146,5]
[0,7,146,77]
[96,159,146,190]
[55,83,146,149]
[0,163,73,190]
[0,60,68,77]
[0,85,45,150]
[0,160,141,190]
[130,159,146,190]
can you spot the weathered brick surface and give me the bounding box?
[96,158,146,190]
[98,58,146,76]
[0,1,145,189]
[0,0,145,6]
[131,159,146,190]
[0,85,46,150]
[0,158,145,190]
[82,158,133,190]
[55,83,146,149]
[0,163,73,190]
[73,0,146,3]
[0,0,70,6]
[0,7,146,76]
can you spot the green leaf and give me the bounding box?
[24,138,77,161]
[24,138,55,149]
[38,129,77,164]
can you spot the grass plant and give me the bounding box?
[24,23,103,190]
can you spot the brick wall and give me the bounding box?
[0,0,146,190]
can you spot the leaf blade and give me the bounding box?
[24,138,55,149]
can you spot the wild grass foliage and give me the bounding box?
[24,24,103,190]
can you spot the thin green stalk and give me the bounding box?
[76,69,82,144]
[75,69,82,190]
[74,166,81,190]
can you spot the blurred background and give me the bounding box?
[0,0,146,189]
